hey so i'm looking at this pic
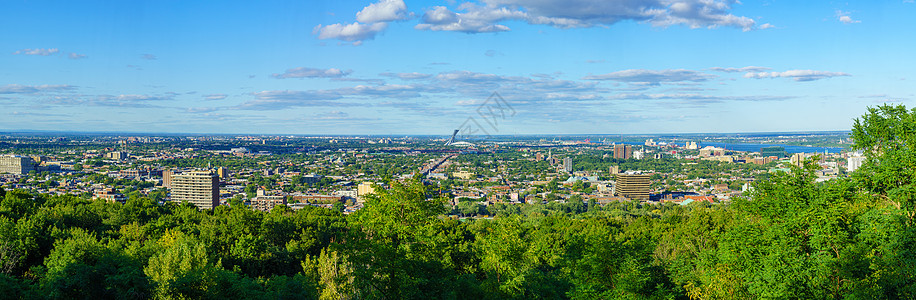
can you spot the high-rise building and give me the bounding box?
[614,172,651,201]
[609,165,619,174]
[162,170,173,188]
[0,155,36,174]
[563,157,573,172]
[613,144,633,159]
[170,171,220,209]
[217,167,228,179]
[847,155,865,173]
[790,153,808,167]
[358,182,377,198]
[760,146,787,158]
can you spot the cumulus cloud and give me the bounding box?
[416,0,761,33]
[356,0,410,23]
[0,84,76,94]
[335,84,443,99]
[709,66,771,73]
[380,72,433,80]
[40,93,171,108]
[203,93,228,100]
[272,67,352,79]
[583,69,715,85]
[415,4,517,33]
[836,10,860,24]
[97,94,174,101]
[608,92,792,105]
[186,107,220,113]
[743,70,851,81]
[313,22,389,44]
[12,48,59,56]
[314,0,411,44]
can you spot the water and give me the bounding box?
[698,142,844,154]
[621,141,845,154]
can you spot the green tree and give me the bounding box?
[852,104,916,220]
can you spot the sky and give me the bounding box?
[1,0,915,135]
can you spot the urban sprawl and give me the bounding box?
[0,133,858,215]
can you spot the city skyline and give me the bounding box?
[2,0,914,135]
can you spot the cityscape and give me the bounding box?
[0,131,859,213]
[4,0,916,299]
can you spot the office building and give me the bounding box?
[614,172,651,201]
[94,188,127,203]
[105,151,129,160]
[358,182,377,197]
[609,165,619,174]
[699,146,725,157]
[847,155,865,173]
[790,153,809,167]
[162,170,174,188]
[613,144,633,159]
[0,155,36,175]
[217,167,228,179]
[563,157,573,172]
[760,146,787,158]
[170,171,219,209]
[251,195,286,212]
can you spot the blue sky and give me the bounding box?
[2,0,914,135]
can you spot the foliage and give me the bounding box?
[1,106,916,298]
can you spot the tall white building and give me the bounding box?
[170,171,219,209]
[0,155,36,174]
[847,156,866,173]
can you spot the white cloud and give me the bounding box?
[415,4,517,33]
[743,70,851,81]
[313,22,388,43]
[759,23,775,29]
[68,53,87,59]
[380,72,433,80]
[12,48,59,56]
[98,94,174,101]
[416,0,762,33]
[836,10,860,24]
[356,0,410,23]
[0,84,75,94]
[141,53,158,60]
[272,67,352,79]
[314,0,412,44]
[709,66,771,73]
[583,69,715,85]
[186,107,220,113]
[203,93,228,100]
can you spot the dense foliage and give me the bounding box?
[1,105,915,299]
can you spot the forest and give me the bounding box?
[0,105,915,299]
